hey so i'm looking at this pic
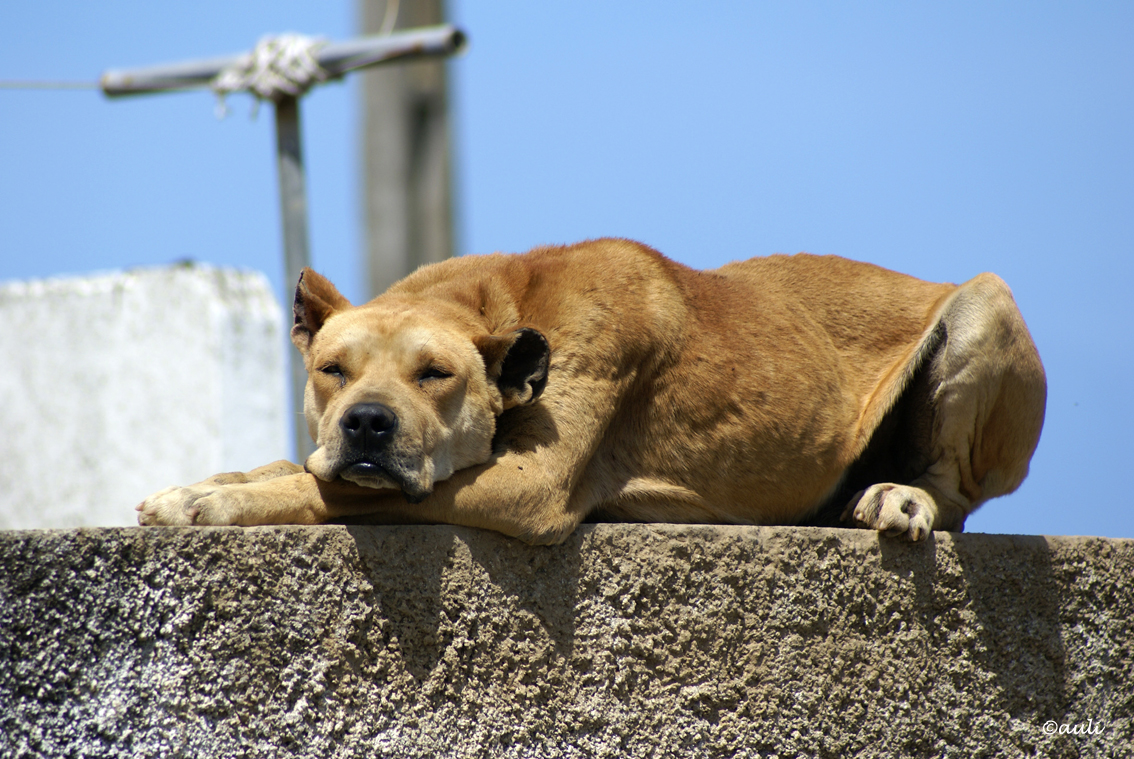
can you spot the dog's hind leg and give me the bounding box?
[845,273,1046,539]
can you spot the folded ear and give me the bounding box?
[475,327,550,409]
[290,268,352,355]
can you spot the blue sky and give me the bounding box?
[2,2,1132,539]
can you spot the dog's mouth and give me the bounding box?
[341,460,387,480]
[336,458,431,504]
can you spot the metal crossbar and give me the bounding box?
[100,26,464,96]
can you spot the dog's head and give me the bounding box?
[290,268,549,501]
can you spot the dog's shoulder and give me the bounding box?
[387,238,691,351]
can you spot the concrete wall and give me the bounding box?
[1,524,1129,758]
[0,266,286,529]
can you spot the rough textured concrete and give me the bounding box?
[0,266,286,529]
[1,524,1130,758]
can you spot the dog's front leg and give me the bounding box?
[139,451,594,542]
[137,469,396,526]
[137,461,317,526]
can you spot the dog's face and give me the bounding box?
[290,269,548,502]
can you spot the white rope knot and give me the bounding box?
[212,34,330,116]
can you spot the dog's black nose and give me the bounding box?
[340,403,398,448]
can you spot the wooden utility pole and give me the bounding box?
[361,0,456,298]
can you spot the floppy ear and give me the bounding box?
[290,268,352,355]
[475,327,550,409]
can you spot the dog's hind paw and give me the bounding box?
[842,483,936,541]
[136,484,229,526]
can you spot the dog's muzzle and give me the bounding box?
[339,402,398,469]
[334,403,429,503]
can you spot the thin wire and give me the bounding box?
[0,80,100,90]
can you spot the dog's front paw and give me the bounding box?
[842,483,936,541]
[136,484,234,526]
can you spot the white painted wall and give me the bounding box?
[0,265,287,529]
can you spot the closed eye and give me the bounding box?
[419,366,454,383]
[319,364,346,386]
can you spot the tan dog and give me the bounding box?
[138,239,1046,543]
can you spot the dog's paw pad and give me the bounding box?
[843,483,936,541]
